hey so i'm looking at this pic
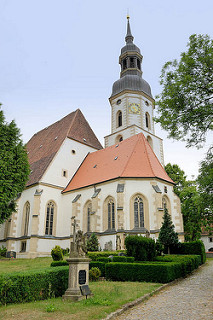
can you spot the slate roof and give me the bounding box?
[63,133,174,192]
[26,109,103,187]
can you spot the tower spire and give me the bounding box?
[125,15,134,43]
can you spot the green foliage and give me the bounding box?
[173,240,206,264]
[156,240,164,256]
[0,267,69,305]
[61,248,70,256]
[158,208,179,254]
[125,235,156,261]
[180,185,202,241]
[197,147,213,234]
[0,246,7,257]
[50,260,68,267]
[0,108,30,224]
[97,257,111,263]
[89,261,105,277]
[155,34,213,147]
[87,251,122,261]
[105,255,201,283]
[165,163,188,196]
[89,267,101,281]
[51,245,63,261]
[86,233,99,252]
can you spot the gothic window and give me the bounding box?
[134,196,144,228]
[145,112,151,129]
[108,199,115,230]
[87,202,92,232]
[23,202,30,236]
[118,111,122,127]
[45,201,55,235]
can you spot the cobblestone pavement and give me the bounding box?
[113,260,213,320]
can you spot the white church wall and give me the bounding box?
[41,138,99,188]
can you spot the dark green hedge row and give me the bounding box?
[125,236,156,261]
[0,267,69,305]
[87,251,125,261]
[89,261,106,276]
[176,241,206,264]
[156,255,201,275]
[50,260,69,267]
[105,255,201,283]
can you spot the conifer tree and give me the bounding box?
[86,233,99,252]
[158,208,179,254]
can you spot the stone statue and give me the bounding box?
[70,216,87,257]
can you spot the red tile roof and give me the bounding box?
[63,133,174,192]
[26,109,102,186]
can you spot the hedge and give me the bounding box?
[178,241,206,264]
[89,261,105,277]
[125,236,156,261]
[0,267,69,305]
[50,260,69,267]
[105,255,201,283]
[87,251,124,261]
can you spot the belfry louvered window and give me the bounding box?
[45,201,55,235]
[108,200,115,230]
[134,196,144,228]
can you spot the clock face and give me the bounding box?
[128,103,141,114]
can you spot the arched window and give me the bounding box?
[45,201,55,235]
[134,196,144,228]
[145,112,151,129]
[108,199,115,230]
[23,202,30,236]
[87,202,92,232]
[115,135,123,144]
[147,136,153,149]
[117,111,122,127]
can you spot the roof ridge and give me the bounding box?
[120,134,138,176]
[66,108,79,137]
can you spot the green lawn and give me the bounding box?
[0,281,161,320]
[0,257,162,319]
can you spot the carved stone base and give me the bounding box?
[62,288,83,302]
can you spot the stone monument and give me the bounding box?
[63,216,91,301]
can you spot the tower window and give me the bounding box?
[118,111,122,127]
[130,57,134,68]
[137,59,141,70]
[62,170,67,177]
[145,112,151,129]
[123,59,127,70]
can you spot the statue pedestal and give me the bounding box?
[62,256,91,302]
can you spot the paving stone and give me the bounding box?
[113,260,213,320]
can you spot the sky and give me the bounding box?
[0,0,212,179]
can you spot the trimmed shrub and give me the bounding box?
[0,246,7,258]
[112,256,127,262]
[126,257,135,263]
[0,267,69,305]
[97,257,111,263]
[51,245,63,261]
[87,251,121,261]
[171,240,206,264]
[125,236,156,261]
[89,267,101,281]
[86,233,99,252]
[50,260,69,267]
[89,261,105,277]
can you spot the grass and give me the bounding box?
[0,281,161,320]
[0,257,52,274]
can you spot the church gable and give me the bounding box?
[26,109,102,187]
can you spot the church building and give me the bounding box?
[0,18,184,258]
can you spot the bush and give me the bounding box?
[97,257,111,263]
[89,261,105,277]
[87,251,121,261]
[125,236,156,261]
[105,254,201,283]
[50,260,69,267]
[0,246,7,257]
[112,256,134,263]
[0,267,69,305]
[51,246,63,261]
[86,233,99,252]
[61,248,69,256]
[89,267,101,281]
[171,240,206,264]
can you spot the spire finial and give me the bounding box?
[125,14,134,43]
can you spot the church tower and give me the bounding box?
[105,17,164,165]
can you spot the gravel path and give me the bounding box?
[113,260,213,320]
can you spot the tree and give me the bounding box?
[180,185,202,241]
[86,233,99,252]
[165,163,187,196]
[158,208,179,254]
[0,108,30,224]
[197,147,213,234]
[155,34,213,147]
